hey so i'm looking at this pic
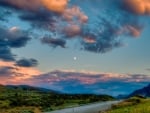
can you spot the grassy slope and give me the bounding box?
[0,85,114,113]
[104,96,150,113]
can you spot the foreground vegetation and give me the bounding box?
[103,96,150,113]
[0,85,114,113]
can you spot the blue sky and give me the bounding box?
[0,0,150,96]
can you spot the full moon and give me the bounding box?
[73,57,77,61]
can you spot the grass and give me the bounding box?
[0,106,42,113]
[0,85,114,113]
[103,96,150,113]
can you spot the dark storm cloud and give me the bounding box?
[0,26,31,61]
[15,58,38,67]
[41,37,66,48]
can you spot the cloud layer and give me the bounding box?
[0,60,41,85]
[0,68,149,95]
[0,0,149,53]
[29,70,150,95]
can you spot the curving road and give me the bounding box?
[44,101,121,113]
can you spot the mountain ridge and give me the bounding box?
[129,83,150,97]
[0,84,60,94]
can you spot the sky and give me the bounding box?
[0,0,150,96]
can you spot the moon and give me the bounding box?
[73,57,77,61]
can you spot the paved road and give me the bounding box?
[45,101,121,113]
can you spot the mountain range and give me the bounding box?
[129,84,150,97]
[1,84,150,98]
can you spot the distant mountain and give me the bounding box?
[116,94,128,99]
[5,85,60,93]
[129,84,150,97]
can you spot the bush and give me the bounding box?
[20,110,34,113]
[125,96,144,104]
[0,100,11,109]
[111,96,146,109]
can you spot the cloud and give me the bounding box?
[63,24,81,37]
[123,0,150,15]
[118,25,142,37]
[83,37,96,44]
[0,0,69,13]
[0,25,39,77]
[42,0,68,13]
[0,47,15,61]
[0,26,31,61]
[62,6,88,23]
[41,36,66,48]
[19,10,54,29]
[0,26,31,48]
[80,18,125,53]
[0,60,41,85]
[26,70,150,95]
[0,65,149,95]
[15,58,38,67]
[0,0,41,11]
[0,0,149,54]
[0,0,85,31]
[0,66,15,77]
[8,27,31,48]
[31,70,150,85]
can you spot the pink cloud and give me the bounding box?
[0,60,41,85]
[117,25,142,38]
[27,70,150,85]
[124,0,150,15]
[83,37,96,43]
[63,6,88,23]
[63,24,81,37]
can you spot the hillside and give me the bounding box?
[5,85,59,93]
[129,84,150,97]
[104,96,150,113]
[0,85,114,113]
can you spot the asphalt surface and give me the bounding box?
[45,101,120,113]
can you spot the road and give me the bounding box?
[44,101,121,113]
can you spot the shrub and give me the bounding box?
[0,100,11,109]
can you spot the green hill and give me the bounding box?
[104,96,150,113]
[0,85,114,113]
